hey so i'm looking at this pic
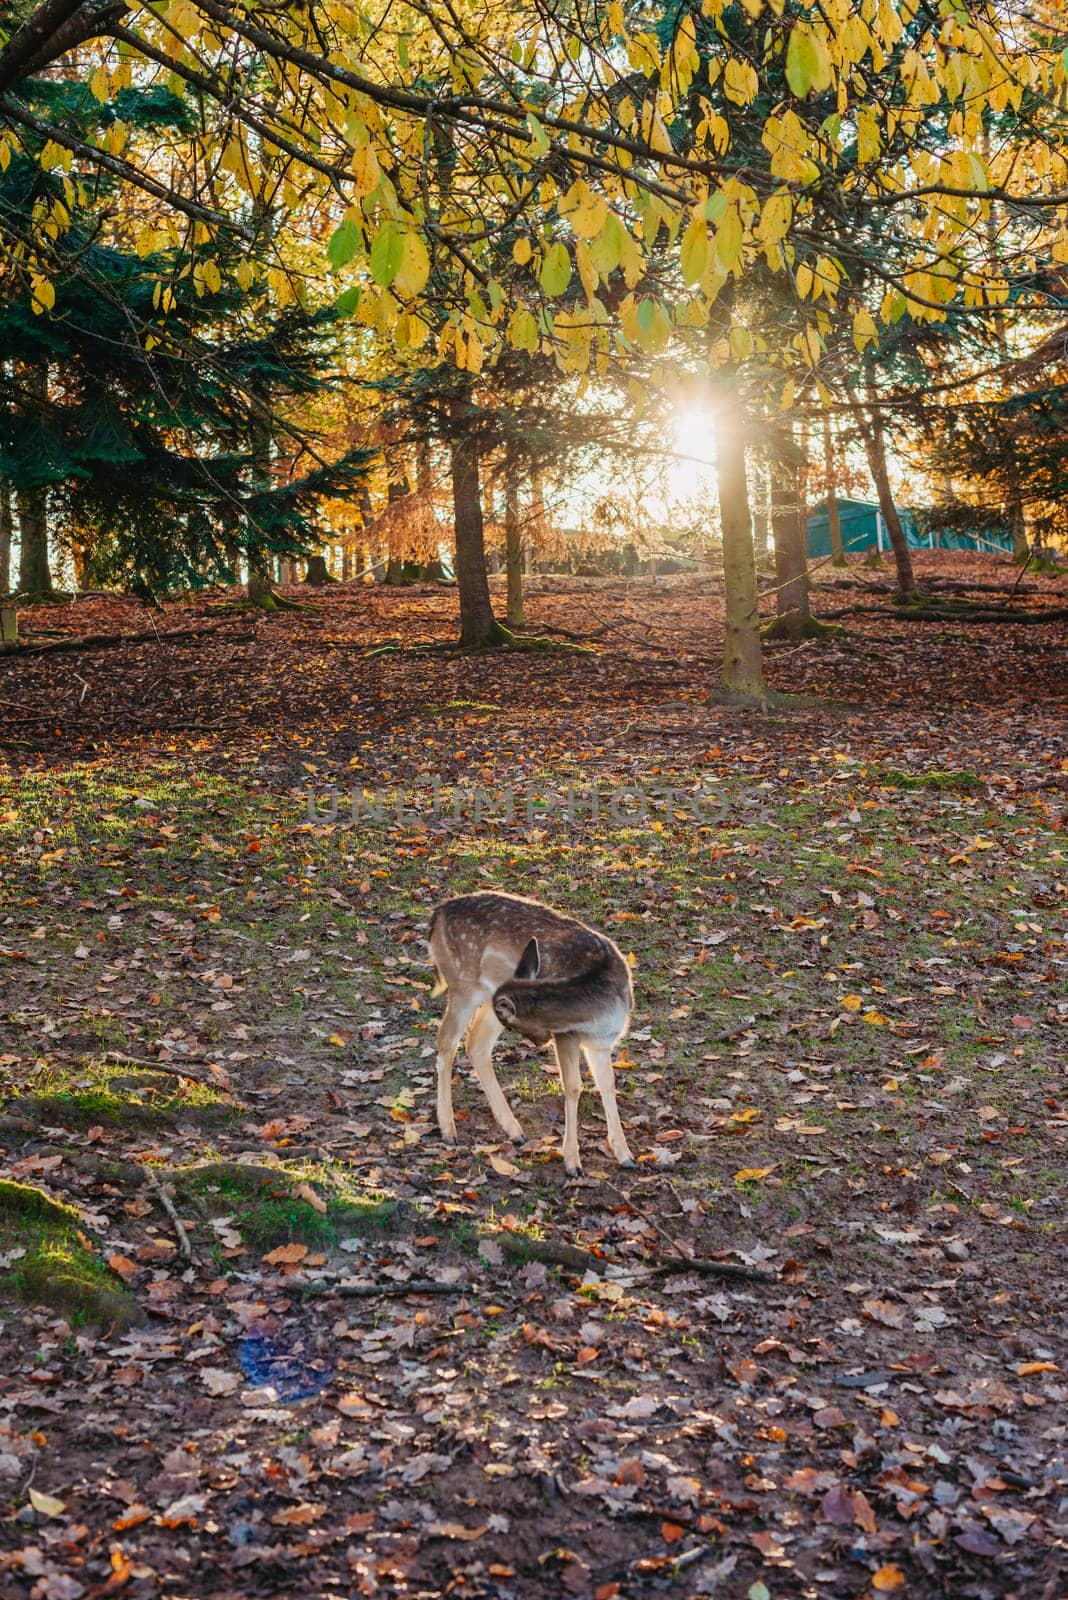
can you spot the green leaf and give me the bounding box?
[786,25,831,98]
[335,286,361,315]
[704,191,728,223]
[539,241,572,296]
[588,212,623,275]
[526,113,550,156]
[327,219,361,270]
[370,221,404,287]
[508,308,539,351]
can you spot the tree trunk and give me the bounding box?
[16,360,54,598]
[979,129,1028,565]
[0,484,11,595]
[383,452,410,585]
[17,487,52,596]
[450,400,503,648]
[529,467,545,574]
[305,552,331,584]
[714,393,764,702]
[246,409,281,603]
[768,434,810,638]
[504,458,525,629]
[247,563,275,604]
[860,409,915,597]
[823,414,845,566]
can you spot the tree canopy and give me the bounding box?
[3,1,1065,382]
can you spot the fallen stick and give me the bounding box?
[3,624,255,658]
[820,603,1068,624]
[490,1227,777,1284]
[143,1168,192,1263]
[648,1255,777,1284]
[303,1279,473,1298]
[103,1050,228,1091]
[603,1178,779,1284]
[493,1233,603,1272]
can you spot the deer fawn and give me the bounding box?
[428,891,635,1175]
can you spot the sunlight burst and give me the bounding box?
[669,407,718,507]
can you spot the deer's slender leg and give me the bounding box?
[435,988,483,1143]
[553,1033,584,1176]
[466,1005,523,1143]
[582,1040,635,1167]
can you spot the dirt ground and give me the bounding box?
[0,555,1065,1599]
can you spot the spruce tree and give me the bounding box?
[0,77,372,597]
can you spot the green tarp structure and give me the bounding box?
[806,497,1016,559]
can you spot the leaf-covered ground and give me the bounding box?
[0,557,1065,1599]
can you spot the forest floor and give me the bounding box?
[0,553,1065,1600]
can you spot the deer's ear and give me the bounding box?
[514,937,540,982]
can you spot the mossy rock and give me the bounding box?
[0,1180,142,1330]
[177,1161,400,1253]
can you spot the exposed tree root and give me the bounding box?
[762,611,846,642]
[365,622,596,659]
[244,588,314,613]
[709,685,769,711]
[823,601,1068,625]
[888,606,1068,624]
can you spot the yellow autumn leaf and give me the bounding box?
[714,206,743,270]
[757,191,793,246]
[724,56,759,105]
[30,274,55,313]
[871,1567,906,1594]
[29,1489,66,1518]
[853,306,879,351]
[394,231,430,299]
[734,1166,776,1183]
[679,214,709,285]
[841,994,863,1010]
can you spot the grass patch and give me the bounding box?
[0,1179,141,1329]
[178,1161,398,1252]
[7,1064,235,1132]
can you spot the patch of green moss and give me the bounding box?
[876,766,982,793]
[0,1179,141,1329]
[178,1161,397,1252]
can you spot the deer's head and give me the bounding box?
[492,939,551,1042]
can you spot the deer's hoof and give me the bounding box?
[564,1162,583,1179]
